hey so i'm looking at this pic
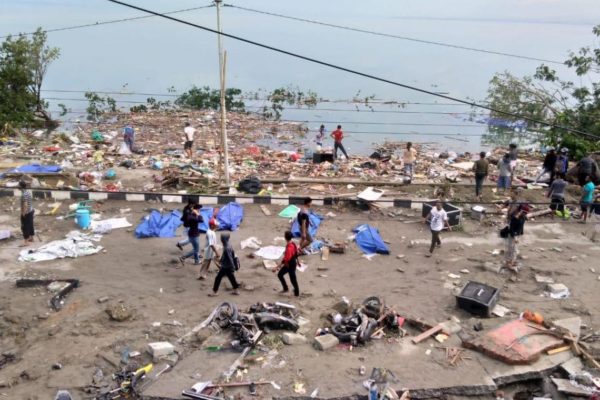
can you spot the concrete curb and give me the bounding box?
[0,187,419,209]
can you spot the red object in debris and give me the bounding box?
[522,310,544,325]
[104,184,119,192]
[246,145,261,156]
[289,153,300,162]
[397,316,405,327]
[43,146,61,152]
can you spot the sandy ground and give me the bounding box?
[0,196,599,400]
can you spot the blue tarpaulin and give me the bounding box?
[198,207,214,233]
[352,224,390,255]
[1,164,62,177]
[135,209,182,238]
[291,211,323,238]
[216,202,244,231]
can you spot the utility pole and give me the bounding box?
[215,0,230,186]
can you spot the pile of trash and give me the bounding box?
[202,301,300,349]
[318,296,404,347]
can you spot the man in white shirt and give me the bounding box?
[424,201,452,255]
[198,220,219,280]
[183,122,196,159]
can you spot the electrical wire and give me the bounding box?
[104,0,600,141]
[44,97,486,115]
[40,89,478,106]
[0,4,214,39]
[224,3,568,66]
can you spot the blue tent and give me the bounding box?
[291,211,323,238]
[135,209,182,238]
[1,163,62,178]
[198,207,214,233]
[352,224,390,255]
[216,202,244,231]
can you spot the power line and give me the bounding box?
[0,4,214,39]
[41,89,476,106]
[104,0,600,141]
[224,4,568,67]
[44,97,485,115]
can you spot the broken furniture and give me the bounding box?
[462,319,565,364]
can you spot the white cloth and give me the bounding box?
[254,246,285,260]
[204,229,216,259]
[184,126,196,141]
[429,208,448,232]
[19,231,103,262]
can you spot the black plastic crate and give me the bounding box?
[422,201,462,227]
[456,281,500,317]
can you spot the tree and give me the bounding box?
[484,24,600,159]
[0,35,37,127]
[29,29,60,120]
[85,92,117,121]
[175,86,245,112]
[0,28,60,128]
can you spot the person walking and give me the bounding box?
[316,124,325,150]
[297,197,313,252]
[534,148,557,184]
[503,188,530,271]
[19,180,35,247]
[209,233,240,296]
[198,220,219,280]
[183,122,196,159]
[274,231,300,297]
[547,172,569,219]
[580,175,596,224]
[179,204,203,265]
[176,199,196,251]
[508,143,518,175]
[472,151,489,201]
[331,125,349,160]
[123,123,135,152]
[497,153,512,193]
[424,201,451,256]
[557,148,569,176]
[403,142,418,180]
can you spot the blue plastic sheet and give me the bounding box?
[198,207,214,233]
[291,211,323,238]
[352,224,390,255]
[216,202,244,231]
[135,209,182,238]
[1,164,62,177]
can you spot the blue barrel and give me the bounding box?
[75,208,91,229]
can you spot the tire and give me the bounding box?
[362,296,382,319]
[331,324,356,342]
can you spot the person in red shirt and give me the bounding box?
[331,124,349,160]
[274,231,300,297]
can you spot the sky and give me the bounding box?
[1,0,599,152]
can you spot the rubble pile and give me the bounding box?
[0,110,566,193]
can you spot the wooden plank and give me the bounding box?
[412,325,443,344]
[546,345,570,355]
[259,205,271,216]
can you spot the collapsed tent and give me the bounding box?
[19,231,103,262]
[197,207,215,233]
[1,163,62,177]
[352,224,390,255]
[291,211,323,238]
[216,202,244,231]
[135,210,182,238]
